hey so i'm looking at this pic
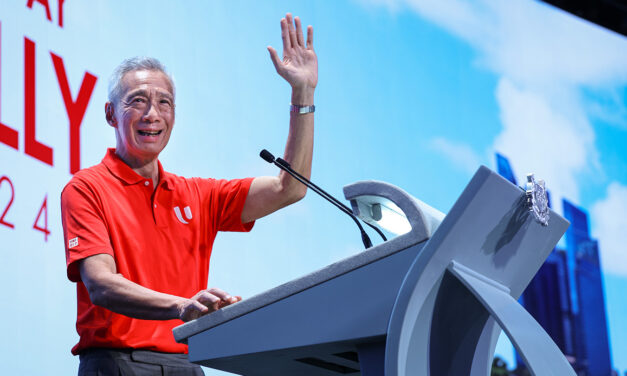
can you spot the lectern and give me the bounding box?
[174,166,576,375]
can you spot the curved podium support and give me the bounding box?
[449,262,575,376]
[175,166,575,376]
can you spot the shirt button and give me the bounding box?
[144,181,149,186]
[154,204,157,208]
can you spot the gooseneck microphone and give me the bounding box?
[260,149,387,249]
[273,155,387,243]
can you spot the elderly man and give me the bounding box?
[61,13,317,375]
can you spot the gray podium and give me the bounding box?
[173,166,576,375]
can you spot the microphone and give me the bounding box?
[266,151,387,243]
[259,149,387,249]
[259,149,275,164]
[275,156,387,242]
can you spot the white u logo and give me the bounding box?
[174,206,192,224]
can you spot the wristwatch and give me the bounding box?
[290,104,315,114]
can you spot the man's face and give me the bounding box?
[108,69,175,164]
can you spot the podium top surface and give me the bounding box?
[173,182,436,343]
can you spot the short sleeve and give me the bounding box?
[61,180,114,282]
[196,177,255,233]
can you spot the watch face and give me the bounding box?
[526,174,550,226]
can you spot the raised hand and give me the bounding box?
[240,12,316,225]
[268,13,318,95]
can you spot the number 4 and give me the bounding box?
[33,195,50,241]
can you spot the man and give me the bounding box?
[61,13,317,375]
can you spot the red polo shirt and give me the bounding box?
[61,149,254,355]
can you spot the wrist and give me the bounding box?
[291,87,315,106]
[172,297,188,320]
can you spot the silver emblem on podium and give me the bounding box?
[526,173,549,226]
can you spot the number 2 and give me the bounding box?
[0,176,15,229]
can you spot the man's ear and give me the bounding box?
[105,102,117,127]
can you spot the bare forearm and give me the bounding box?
[280,87,315,197]
[88,272,184,320]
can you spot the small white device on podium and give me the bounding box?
[173,166,575,376]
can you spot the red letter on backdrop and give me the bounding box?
[51,53,97,174]
[26,0,52,22]
[0,22,18,150]
[25,37,53,166]
[58,0,66,28]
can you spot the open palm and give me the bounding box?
[268,13,318,91]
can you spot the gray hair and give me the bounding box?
[108,57,175,105]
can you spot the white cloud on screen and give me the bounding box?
[591,183,627,276]
[493,78,596,203]
[429,137,481,174]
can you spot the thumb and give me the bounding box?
[267,46,282,72]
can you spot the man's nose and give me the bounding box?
[141,99,161,122]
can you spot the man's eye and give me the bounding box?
[133,98,146,103]
[159,100,173,109]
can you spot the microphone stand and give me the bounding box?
[274,157,387,242]
[260,149,387,249]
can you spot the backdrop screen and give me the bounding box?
[0,1,625,374]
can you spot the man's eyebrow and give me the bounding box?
[159,92,174,101]
[123,89,149,101]
[123,89,174,101]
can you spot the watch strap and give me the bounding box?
[290,104,315,114]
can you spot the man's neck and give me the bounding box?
[115,149,160,188]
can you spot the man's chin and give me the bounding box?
[140,146,166,160]
[138,139,168,152]
[117,145,167,164]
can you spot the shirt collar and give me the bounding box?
[159,160,176,191]
[102,148,175,190]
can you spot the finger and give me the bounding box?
[223,295,241,304]
[306,25,313,49]
[280,18,291,52]
[286,13,298,50]
[196,291,220,310]
[208,287,234,302]
[267,46,282,72]
[295,16,305,47]
[191,300,209,314]
[181,301,208,322]
[218,297,239,309]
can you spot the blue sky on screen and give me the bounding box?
[0,0,625,374]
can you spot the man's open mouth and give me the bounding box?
[138,130,163,136]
